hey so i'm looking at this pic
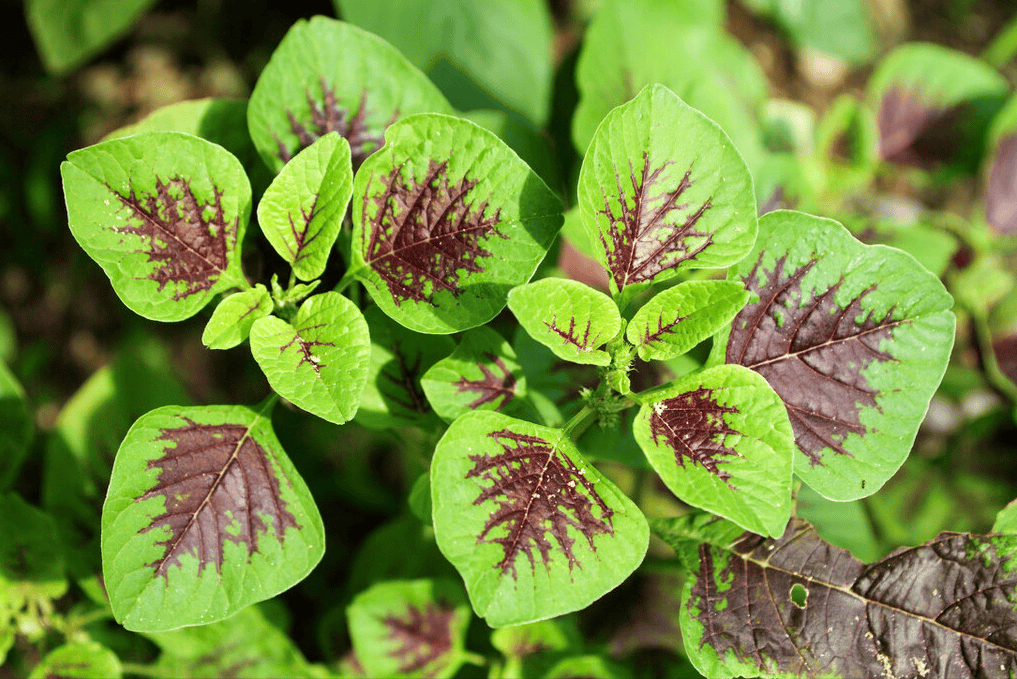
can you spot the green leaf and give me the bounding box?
[627,281,752,361]
[257,133,353,281]
[795,484,881,562]
[25,0,157,73]
[741,0,875,63]
[248,16,453,174]
[577,85,757,296]
[511,325,600,426]
[347,578,471,679]
[994,499,1017,533]
[491,618,573,659]
[27,641,121,679]
[0,493,66,591]
[351,113,563,333]
[711,210,955,500]
[250,292,371,425]
[508,279,621,367]
[202,284,273,350]
[634,365,794,536]
[101,402,325,631]
[431,411,649,627]
[544,655,632,679]
[421,326,528,423]
[61,132,251,322]
[336,0,554,124]
[465,110,562,195]
[0,363,32,491]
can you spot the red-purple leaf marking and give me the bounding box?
[648,387,740,482]
[283,195,324,266]
[544,315,601,350]
[600,152,712,290]
[114,177,236,299]
[641,311,691,347]
[454,354,517,410]
[468,429,613,578]
[280,323,334,377]
[140,418,297,578]
[381,601,456,675]
[726,255,897,464]
[365,159,504,306]
[986,134,1017,235]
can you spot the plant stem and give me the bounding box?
[561,405,597,441]
[973,312,1017,401]
[334,267,360,295]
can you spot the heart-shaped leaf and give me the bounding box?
[248,16,453,174]
[508,279,621,367]
[655,515,1017,678]
[201,284,273,350]
[351,113,563,333]
[101,402,325,631]
[578,85,757,298]
[634,365,794,536]
[249,292,371,425]
[61,132,251,321]
[257,133,353,281]
[711,210,954,500]
[431,411,648,627]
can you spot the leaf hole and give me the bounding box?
[790,583,808,608]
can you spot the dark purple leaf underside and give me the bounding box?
[726,256,897,464]
[277,80,388,172]
[993,335,1017,388]
[384,342,429,414]
[382,601,456,675]
[601,152,712,290]
[877,85,948,167]
[986,134,1017,235]
[366,160,504,306]
[455,354,517,410]
[141,418,297,578]
[468,429,613,578]
[649,388,741,482]
[115,178,236,299]
[690,520,1017,677]
[546,316,602,350]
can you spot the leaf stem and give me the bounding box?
[333,267,360,295]
[561,404,597,441]
[972,312,1017,401]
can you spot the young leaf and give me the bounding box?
[26,641,122,679]
[0,363,32,491]
[201,284,273,350]
[0,493,66,593]
[249,291,371,425]
[985,96,1017,236]
[247,16,453,174]
[577,85,757,297]
[626,280,752,361]
[655,515,1017,678]
[431,411,649,627]
[508,279,621,367]
[420,326,528,423]
[101,402,325,631]
[257,133,353,281]
[634,365,794,537]
[61,132,251,321]
[347,578,472,679]
[351,113,563,334]
[711,210,954,500]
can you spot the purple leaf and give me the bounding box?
[986,134,1017,235]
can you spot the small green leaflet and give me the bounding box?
[249,292,371,425]
[101,403,324,632]
[351,113,563,334]
[508,279,621,367]
[0,493,66,593]
[627,280,752,361]
[61,131,251,322]
[26,641,122,679]
[431,411,648,627]
[577,85,757,298]
[347,578,472,679]
[202,284,273,350]
[257,133,353,281]
[0,364,32,491]
[634,365,795,537]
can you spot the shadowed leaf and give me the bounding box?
[987,134,1017,235]
[26,641,122,679]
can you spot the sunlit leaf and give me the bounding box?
[202,284,273,350]
[27,641,121,679]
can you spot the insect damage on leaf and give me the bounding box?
[278,80,388,171]
[365,159,504,306]
[454,354,517,410]
[601,152,712,290]
[727,256,897,464]
[649,388,741,482]
[987,134,1017,235]
[141,418,297,578]
[381,601,457,674]
[468,429,614,578]
[114,177,236,299]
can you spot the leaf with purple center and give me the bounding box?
[351,113,563,334]
[249,292,371,425]
[634,364,794,537]
[100,402,324,632]
[710,210,955,500]
[431,411,648,627]
[985,95,1017,236]
[577,85,757,301]
[508,279,621,367]
[61,132,251,322]
[347,578,472,679]
[256,132,353,281]
[201,284,273,350]
[247,17,453,174]
[420,326,528,424]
